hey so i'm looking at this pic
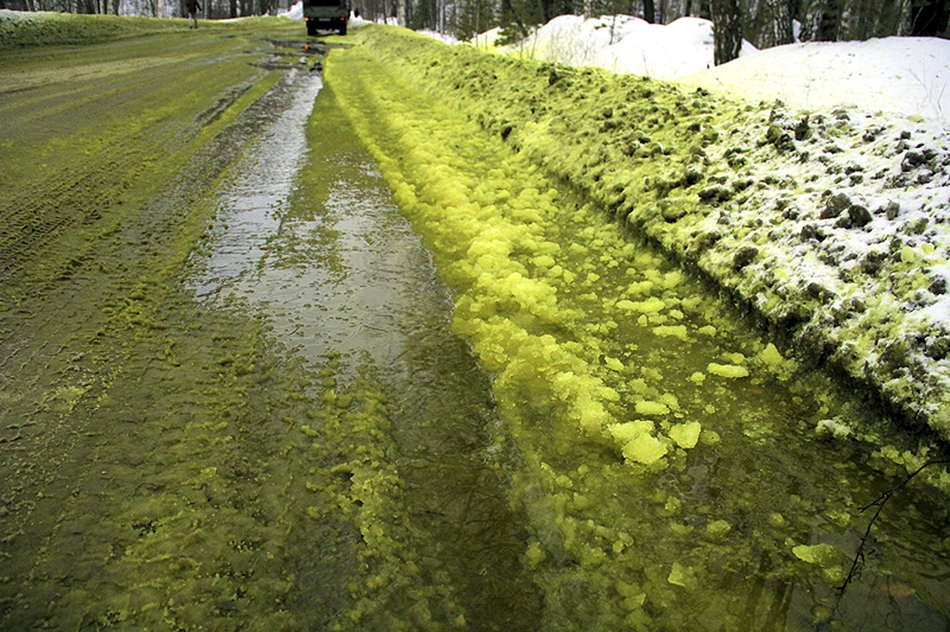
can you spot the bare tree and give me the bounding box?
[712,0,741,64]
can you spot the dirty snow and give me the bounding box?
[473,14,950,125]
[466,15,950,435]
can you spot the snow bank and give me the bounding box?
[381,23,949,452]
[281,1,303,20]
[477,15,950,126]
[460,15,950,445]
[493,15,757,80]
[682,36,950,126]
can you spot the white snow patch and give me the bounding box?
[418,29,459,44]
[682,37,950,125]
[281,1,303,21]
[495,15,757,80]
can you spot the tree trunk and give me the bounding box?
[712,0,742,65]
[772,0,795,44]
[699,0,712,19]
[815,0,842,39]
[644,0,655,22]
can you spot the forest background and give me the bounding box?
[1,0,947,104]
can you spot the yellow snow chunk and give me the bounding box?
[760,343,784,366]
[607,420,655,444]
[524,539,546,568]
[658,392,680,411]
[626,280,654,296]
[901,246,916,263]
[667,562,696,589]
[604,356,625,371]
[652,325,688,340]
[616,297,666,314]
[662,270,683,288]
[707,363,749,378]
[635,400,671,415]
[668,421,702,449]
[792,543,843,567]
[705,519,731,539]
[622,433,668,465]
[575,391,610,432]
[688,371,706,384]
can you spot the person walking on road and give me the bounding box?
[187,0,201,28]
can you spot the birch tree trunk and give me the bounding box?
[712,0,742,65]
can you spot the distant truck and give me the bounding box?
[304,0,349,35]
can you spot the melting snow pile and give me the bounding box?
[460,19,950,439]
[494,15,758,80]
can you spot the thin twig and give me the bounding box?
[837,458,950,601]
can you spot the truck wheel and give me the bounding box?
[306,22,316,36]
[339,21,347,35]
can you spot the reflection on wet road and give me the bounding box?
[188,63,950,631]
[190,69,541,630]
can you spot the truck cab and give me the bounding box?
[304,0,349,35]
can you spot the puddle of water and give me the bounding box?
[190,71,542,629]
[191,68,318,298]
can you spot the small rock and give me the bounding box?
[832,108,850,121]
[848,205,872,227]
[925,334,950,360]
[683,167,704,186]
[800,224,827,242]
[860,250,887,275]
[733,246,759,270]
[806,281,833,301]
[661,203,688,223]
[930,276,947,295]
[820,192,851,219]
[795,116,811,141]
[883,201,901,219]
[775,132,796,152]
[862,125,882,142]
[698,185,731,204]
[902,150,927,172]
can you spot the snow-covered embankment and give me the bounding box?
[352,27,950,454]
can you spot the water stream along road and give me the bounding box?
[189,68,541,630]
[186,65,950,630]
